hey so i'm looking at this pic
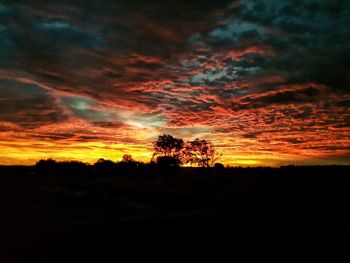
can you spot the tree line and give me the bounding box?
[35,134,223,170]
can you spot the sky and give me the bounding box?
[0,0,349,166]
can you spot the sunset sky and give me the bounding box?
[0,0,349,166]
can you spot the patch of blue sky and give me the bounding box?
[40,20,72,30]
[0,3,11,13]
[209,21,262,42]
[62,96,166,128]
[191,67,234,85]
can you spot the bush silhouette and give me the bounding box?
[121,154,134,162]
[214,163,225,169]
[35,159,89,175]
[155,156,181,167]
[94,158,116,170]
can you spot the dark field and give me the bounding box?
[1,166,350,262]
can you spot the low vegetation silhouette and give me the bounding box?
[34,134,224,174]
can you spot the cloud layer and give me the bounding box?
[0,0,349,165]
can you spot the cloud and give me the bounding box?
[0,79,67,128]
[0,0,349,165]
[231,84,328,110]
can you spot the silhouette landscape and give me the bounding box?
[1,0,350,262]
[1,135,350,261]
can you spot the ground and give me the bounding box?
[0,166,349,262]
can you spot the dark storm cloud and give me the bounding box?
[1,0,347,109]
[230,84,326,111]
[0,79,67,128]
[0,0,236,101]
[202,0,350,91]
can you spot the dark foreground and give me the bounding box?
[1,166,350,262]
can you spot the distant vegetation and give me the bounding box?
[35,134,224,172]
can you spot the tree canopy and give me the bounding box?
[184,138,219,167]
[151,134,184,164]
[151,134,222,167]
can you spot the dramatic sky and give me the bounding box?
[0,0,349,166]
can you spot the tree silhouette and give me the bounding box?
[121,154,133,162]
[184,138,222,167]
[151,134,184,165]
[151,134,222,167]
